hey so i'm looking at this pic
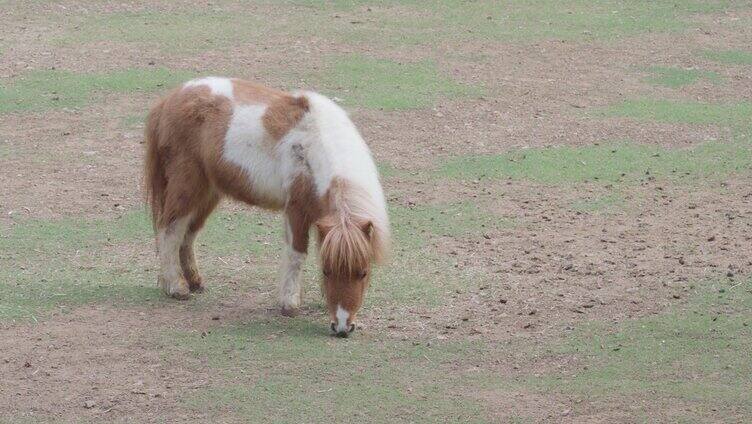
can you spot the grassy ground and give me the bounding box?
[0,68,194,113]
[644,66,723,88]
[1,0,751,422]
[528,277,752,420]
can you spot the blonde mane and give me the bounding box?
[318,178,390,278]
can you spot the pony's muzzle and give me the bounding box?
[331,322,355,338]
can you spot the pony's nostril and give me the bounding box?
[330,322,336,332]
[349,323,355,333]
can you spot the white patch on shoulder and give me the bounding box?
[223,104,285,206]
[184,76,234,100]
[335,304,350,333]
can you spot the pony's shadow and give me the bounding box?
[131,278,332,338]
[212,300,331,339]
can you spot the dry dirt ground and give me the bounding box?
[1,1,751,423]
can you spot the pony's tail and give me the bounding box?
[144,98,166,231]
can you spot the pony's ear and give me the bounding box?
[360,221,374,239]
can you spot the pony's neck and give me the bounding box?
[318,177,374,243]
[325,177,361,222]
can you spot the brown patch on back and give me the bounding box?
[231,78,309,141]
[231,79,287,104]
[262,96,310,140]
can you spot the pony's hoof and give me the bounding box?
[171,291,192,301]
[189,284,205,293]
[280,306,299,317]
[160,276,191,300]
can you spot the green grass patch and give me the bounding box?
[603,99,752,126]
[527,277,752,417]
[0,264,163,322]
[703,49,752,65]
[289,0,366,8]
[645,66,722,88]
[199,210,282,258]
[316,55,481,110]
[59,12,260,52]
[290,0,734,45]
[0,143,12,159]
[0,210,157,320]
[369,255,446,308]
[391,202,507,248]
[0,210,150,256]
[174,319,492,423]
[570,192,624,213]
[289,3,452,48]
[437,140,751,184]
[0,68,193,113]
[376,162,399,179]
[474,99,751,185]
[0,209,283,321]
[0,208,279,260]
[424,0,733,41]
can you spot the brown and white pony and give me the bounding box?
[144,77,389,336]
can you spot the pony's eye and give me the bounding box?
[323,269,332,278]
[357,270,368,279]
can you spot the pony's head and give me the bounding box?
[316,213,387,338]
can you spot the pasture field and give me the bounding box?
[1,1,751,422]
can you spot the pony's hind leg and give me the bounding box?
[179,230,202,293]
[157,214,193,300]
[180,194,220,293]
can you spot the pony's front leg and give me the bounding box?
[279,216,308,316]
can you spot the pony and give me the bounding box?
[144,77,390,337]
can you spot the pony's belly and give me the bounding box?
[212,153,287,209]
